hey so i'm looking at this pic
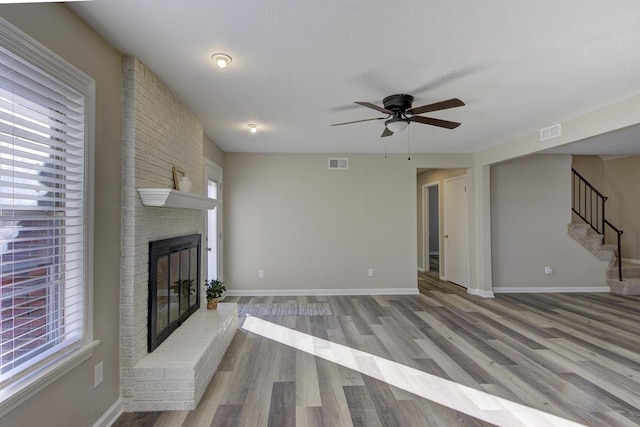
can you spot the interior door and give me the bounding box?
[205,160,222,282]
[443,175,468,288]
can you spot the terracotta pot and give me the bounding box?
[207,298,219,310]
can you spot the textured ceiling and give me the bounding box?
[70,1,640,154]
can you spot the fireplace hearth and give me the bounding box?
[148,234,201,352]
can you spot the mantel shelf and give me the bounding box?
[137,188,216,210]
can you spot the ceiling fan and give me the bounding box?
[331,94,464,137]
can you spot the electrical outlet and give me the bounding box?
[258,269,264,278]
[544,267,553,275]
[94,362,103,388]
[368,268,374,277]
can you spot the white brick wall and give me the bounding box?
[120,57,230,411]
[130,304,237,411]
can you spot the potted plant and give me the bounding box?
[204,278,226,309]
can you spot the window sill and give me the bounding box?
[0,340,99,418]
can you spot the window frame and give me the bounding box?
[204,158,222,285]
[0,17,97,418]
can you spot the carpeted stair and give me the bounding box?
[568,223,640,296]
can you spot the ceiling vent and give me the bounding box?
[328,158,349,170]
[540,123,562,141]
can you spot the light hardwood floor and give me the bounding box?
[114,274,640,426]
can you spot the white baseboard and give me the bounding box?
[226,288,419,296]
[93,397,122,427]
[622,258,640,265]
[493,286,610,294]
[417,266,426,272]
[467,288,495,298]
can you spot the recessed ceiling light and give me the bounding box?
[247,124,259,133]
[211,53,232,69]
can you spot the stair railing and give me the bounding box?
[571,168,623,281]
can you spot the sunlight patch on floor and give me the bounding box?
[243,315,585,427]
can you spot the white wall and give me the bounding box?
[224,153,473,293]
[120,58,205,410]
[491,154,608,289]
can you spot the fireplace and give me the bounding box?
[148,234,201,352]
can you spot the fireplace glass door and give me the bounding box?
[148,234,201,352]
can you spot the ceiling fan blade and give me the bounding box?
[381,127,393,137]
[331,117,386,126]
[407,98,465,115]
[409,115,461,129]
[355,101,392,114]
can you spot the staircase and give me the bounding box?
[570,168,640,296]
[568,223,640,295]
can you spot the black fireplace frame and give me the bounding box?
[148,234,201,352]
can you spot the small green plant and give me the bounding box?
[171,279,195,296]
[204,278,226,300]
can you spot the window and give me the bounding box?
[0,18,96,414]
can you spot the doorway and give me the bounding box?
[204,159,222,282]
[422,182,440,277]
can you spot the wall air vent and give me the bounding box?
[540,123,562,141]
[328,158,349,170]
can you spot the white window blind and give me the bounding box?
[0,44,86,389]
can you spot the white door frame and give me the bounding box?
[421,181,440,274]
[203,158,223,283]
[443,174,469,288]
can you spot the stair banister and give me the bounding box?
[604,219,624,282]
[571,168,623,282]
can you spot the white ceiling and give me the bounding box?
[70,1,640,154]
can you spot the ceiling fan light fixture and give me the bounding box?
[211,53,232,69]
[247,123,259,133]
[385,118,409,133]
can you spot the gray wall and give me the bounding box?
[571,155,605,226]
[224,153,473,292]
[572,155,604,191]
[603,155,640,260]
[204,133,225,168]
[572,154,640,260]
[0,4,122,426]
[224,153,417,291]
[491,154,608,288]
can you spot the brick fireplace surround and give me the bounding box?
[120,57,236,411]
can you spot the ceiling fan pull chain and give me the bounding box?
[407,124,411,161]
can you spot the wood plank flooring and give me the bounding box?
[114,273,640,426]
